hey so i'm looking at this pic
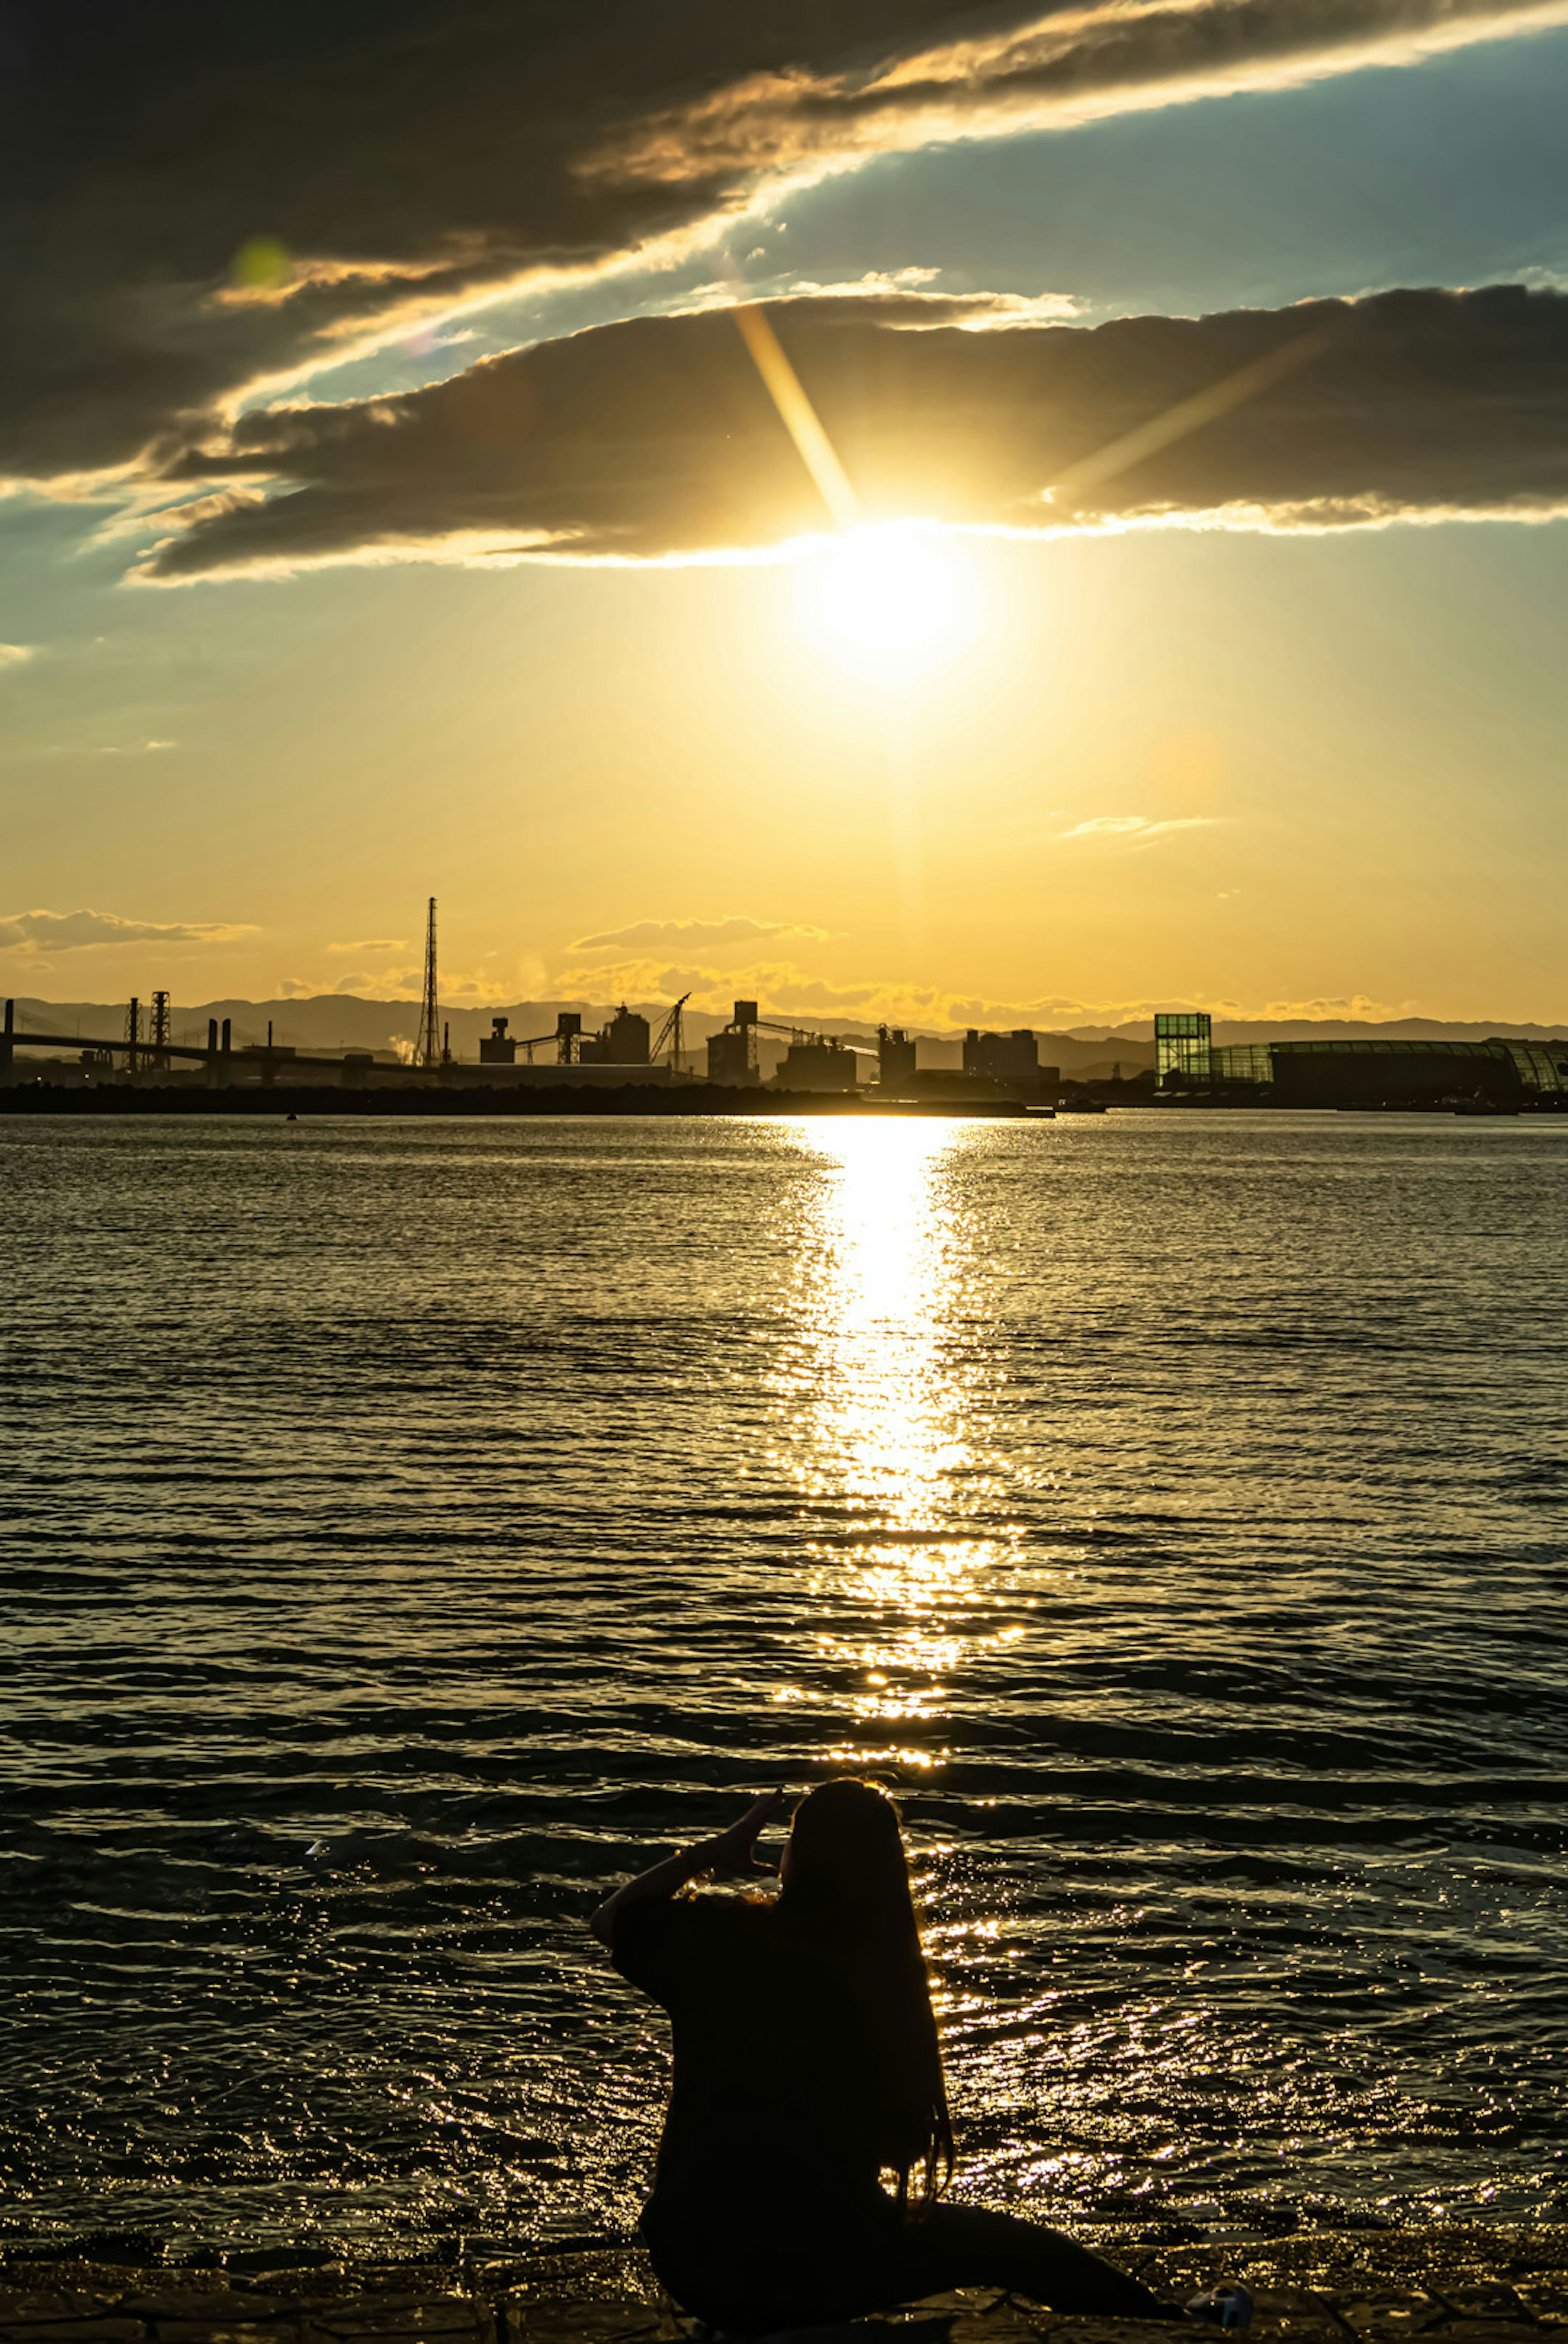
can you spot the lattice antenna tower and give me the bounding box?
[415,897,440,1070]
[149,989,172,1073]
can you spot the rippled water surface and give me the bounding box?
[4,1111,1567,2257]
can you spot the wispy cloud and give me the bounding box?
[695,272,1082,328]
[277,963,516,1004]
[0,644,34,668]
[586,0,1568,200]
[326,937,408,954]
[33,737,183,757]
[0,907,255,952]
[570,914,830,953]
[1058,814,1218,841]
[278,973,421,1000]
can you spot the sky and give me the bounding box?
[2,0,1566,1032]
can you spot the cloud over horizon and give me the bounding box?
[537,956,1470,1032]
[570,914,830,953]
[0,908,255,952]
[4,0,1566,487]
[138,283,1568,578]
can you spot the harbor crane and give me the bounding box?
[650,992,692,1077]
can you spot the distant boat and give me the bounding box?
[1025,1105,1057,1119]
[1453,1100,1519,1116]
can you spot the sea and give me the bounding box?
[3,1109,1566,2262]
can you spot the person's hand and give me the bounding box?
[702,1788,788,1876]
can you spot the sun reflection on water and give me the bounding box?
[773,1118,1035,1770]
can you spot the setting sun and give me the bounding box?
[803,524,972,665]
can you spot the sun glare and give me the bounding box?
[803,524,972,669]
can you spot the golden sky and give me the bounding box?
[2,0,1566,1026]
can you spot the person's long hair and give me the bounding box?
[775,1777,954,2218]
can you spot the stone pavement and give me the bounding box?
[1,2226,1564,2344]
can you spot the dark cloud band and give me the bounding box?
[141,283,1568,577]
[3,0,1564,480]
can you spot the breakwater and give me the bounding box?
[0,1084,1030,1116]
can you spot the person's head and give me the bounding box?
[778,1776,916,1934]
[777,1777,953,2215]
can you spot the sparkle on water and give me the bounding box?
[782,1121,1018,1755]
[4,1109,1568,2258]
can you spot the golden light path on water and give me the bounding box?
[767,1119,1227,2217]
[768,1117,1059,2158]
[771,1118,1036,1764]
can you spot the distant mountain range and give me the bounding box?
[8,995,1563,1079]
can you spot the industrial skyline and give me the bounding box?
[7,979,1564,1111]
[8,896,1568,1067]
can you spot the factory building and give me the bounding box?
[1268,1038,1535,1106]
[1155,1012,1212,1085]
[1494,1039,1568,1094]
[707,1000,760,1086]
[776,1040,858,1091]
[580,1005,650,1065]
[475,1009,664,1083]
[1211,1043,1273,1084]
[963,1028,1040,1086]
[1155,1014,1568,1105]
[878,1026,918,1088]
[707,1030,758,1084]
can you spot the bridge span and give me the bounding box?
[0,999,356,1080]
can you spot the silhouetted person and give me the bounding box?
[593,1778,1250,2335]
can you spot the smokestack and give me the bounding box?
[207,1018,218,1053]
[221,1017,231,1053]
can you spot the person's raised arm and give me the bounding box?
[590,1789,785,1949]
